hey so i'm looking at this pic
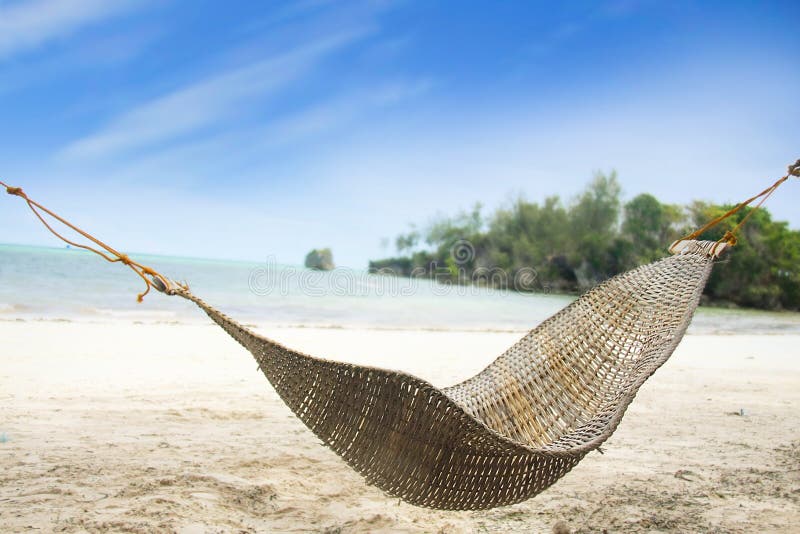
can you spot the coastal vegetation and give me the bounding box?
[369,173,800,311]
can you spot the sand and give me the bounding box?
[1,321,798,533]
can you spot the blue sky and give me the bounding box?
[1,0,798,267]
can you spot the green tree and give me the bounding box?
[425,204,484,247]
[568,171,622,286]
[621,193,684,268]
[395,225,420,253]
[485,195,572,290]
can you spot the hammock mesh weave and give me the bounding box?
[165,239,722,510]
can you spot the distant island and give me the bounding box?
[305,248,335,271]
[369,172,800,312]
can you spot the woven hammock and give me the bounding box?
[155,238,724,510]
[2,159,796,510]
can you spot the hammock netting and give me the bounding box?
[166,239,724,510]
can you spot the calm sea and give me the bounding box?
[1,244,798,334]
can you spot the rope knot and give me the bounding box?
[721,230,738,247]
[118,254,133,266]
[6,186,23,196]
[789,160,800,178]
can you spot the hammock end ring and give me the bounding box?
[151,275,171,294]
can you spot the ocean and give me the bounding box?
[1,244,799,334]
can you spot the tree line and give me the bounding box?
[369,172,800,311]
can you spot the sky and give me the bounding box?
[0,0,798,268]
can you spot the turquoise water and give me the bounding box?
[1,244,799,334]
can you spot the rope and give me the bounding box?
[679,158,800,247]
[0,181,178,302]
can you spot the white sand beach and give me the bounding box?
[1,321,799,533]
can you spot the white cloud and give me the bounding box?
[0,0,139,59]
[260,79,433,146]
[59,29,371,160]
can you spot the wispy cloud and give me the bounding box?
[238,0,340,35]
[70,24,162,66]
[59,28,372,160]
[0,0,140,59]
[261,79,433,146]
[48,77,433,194]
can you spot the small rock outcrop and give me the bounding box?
[304,248,334,271]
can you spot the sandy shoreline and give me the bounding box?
[1,322,798,533]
